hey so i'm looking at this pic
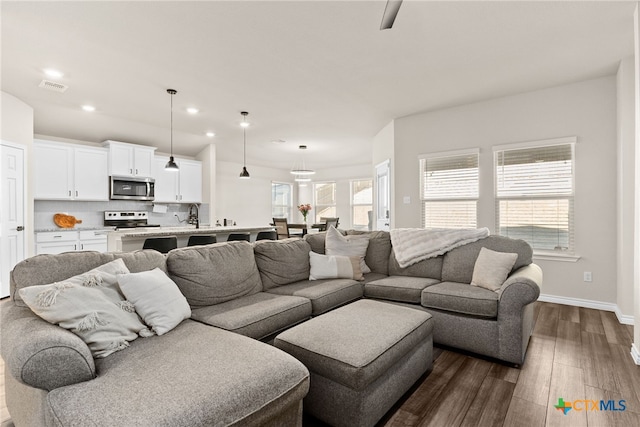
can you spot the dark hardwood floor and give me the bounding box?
[305,302,640,427]
[2,302,639,426]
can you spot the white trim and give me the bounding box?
[533,252,581,262]
[538,294,634,325]
[418,147,479,160]
[631,344,640,365]
[492,136,577,152]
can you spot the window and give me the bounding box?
[351,179,373,230]
[420,149,479,229]
[314,182,336,223]
[494,137,575,253]
[271,182,292,221]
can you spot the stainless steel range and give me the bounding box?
[104,211,161,230]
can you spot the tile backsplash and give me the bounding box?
[35,200,210,229]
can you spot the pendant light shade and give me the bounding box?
[239,111,250,179]
[165,89,179,171]
[290,145,315,176]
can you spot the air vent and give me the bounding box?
[39,79,68,93]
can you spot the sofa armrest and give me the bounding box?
[1,302,96,391]
[497,264,542,312]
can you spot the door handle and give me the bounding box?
[16,226,24,231]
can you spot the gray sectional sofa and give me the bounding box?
[1,229,541,426]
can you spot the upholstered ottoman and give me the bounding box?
[274,299,433,427]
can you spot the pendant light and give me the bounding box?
[290,145,315,176]
[165,89,179,171]
[239,111,250,179]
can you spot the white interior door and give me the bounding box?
[375,160,390,231]
[1,142,26,298]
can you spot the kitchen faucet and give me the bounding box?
[187,204,200,229]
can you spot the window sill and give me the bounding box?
[533,251,581,262]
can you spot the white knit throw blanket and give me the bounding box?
[390,227,490,268]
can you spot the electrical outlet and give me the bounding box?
[583,272,592,282]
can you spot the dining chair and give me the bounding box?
[187,235,217,246]
[142,236,178,254]
[318,217,339,232]
[272,218,290,240]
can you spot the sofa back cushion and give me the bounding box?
[388,250,443,280]
[254,239,311,289]
[167,241,262,307]
[441,236,532,283]
[344,230,392,275]
[304,232,329,254]
[10,250,167,307]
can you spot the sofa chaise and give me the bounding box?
[1,229,541,426]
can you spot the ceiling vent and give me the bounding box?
[38,79,68,93]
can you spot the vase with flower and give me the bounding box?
[298,204,312,226]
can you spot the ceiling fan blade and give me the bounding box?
[380,0,403,30]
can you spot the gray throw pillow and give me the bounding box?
[19,259,152,358]
[118,268,191,335]
[470,247,518,291]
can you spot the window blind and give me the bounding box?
[494,140,575,252]
[420,150,479,229]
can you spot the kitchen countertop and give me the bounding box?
[35,226,116,233]
[113,225,275,238]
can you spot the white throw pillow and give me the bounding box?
[470,247,518,291]
[118,268,191,336]
[309,251,363,281]
[325,226,371,273]
[19,259,152,358]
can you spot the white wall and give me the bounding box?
[215,160,294,227]
[373,121,395,228]
[393,76,618,305]
[1,91,34,255]
[196,144,216,225]
[617,57,636,319]
[632,2,640,360]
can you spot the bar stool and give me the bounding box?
[227,233,250,242]
[187,235,217,247]
[142,236,177,254]
[256,230,277,241]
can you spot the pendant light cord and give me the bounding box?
[243,126,246,166]
[170,92,174,156]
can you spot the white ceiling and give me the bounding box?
[1,1,635,170]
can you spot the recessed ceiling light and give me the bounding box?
[186,107,199,114]
[82,105,95,112]
[206,132,215,138]
[44,69,63,78]
[271,139,286,144]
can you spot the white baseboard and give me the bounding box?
[631,344,640,365]
[538,293,634,325]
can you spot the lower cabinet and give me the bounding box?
[36,230,108,255]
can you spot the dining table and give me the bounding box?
[287,223,323,236]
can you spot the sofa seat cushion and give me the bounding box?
[421,282,498,318]
[365,276,440,304]
[362,272,388,284]
[45,320,309,427]
[266,279,363,315]
[191,293,311,340]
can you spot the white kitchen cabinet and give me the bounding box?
[103,140,155,178]
[35,230,109,255]
[153,156,202,203]
[34,140,108,201]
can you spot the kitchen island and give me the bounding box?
[107,225,276,252]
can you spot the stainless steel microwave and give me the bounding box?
[110,176,155,201]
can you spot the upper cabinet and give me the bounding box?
[153,156,202,203]
[34,140,109,201]
[102,140,156,178]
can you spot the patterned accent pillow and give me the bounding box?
[309,251,363,281]
[325,225,371,273]
[19,258,153,358]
